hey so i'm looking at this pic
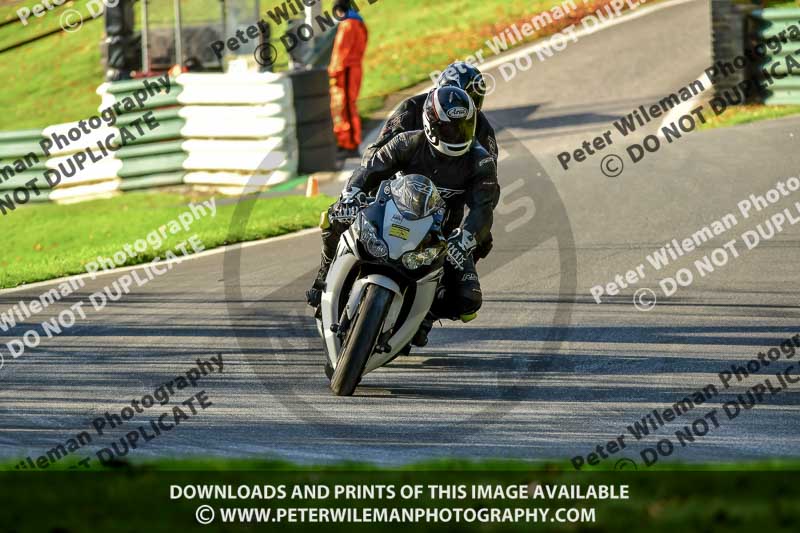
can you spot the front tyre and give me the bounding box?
[330,284,393,396]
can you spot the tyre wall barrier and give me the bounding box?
[98,71,298,195]
[710,0,755,97]
[0,125,122,204]
[288,68,337,174]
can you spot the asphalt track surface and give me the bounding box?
[1,0,799,467]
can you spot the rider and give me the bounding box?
[361,61,498,262]
[307,87,499,346]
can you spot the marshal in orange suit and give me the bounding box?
[329,0,368,156]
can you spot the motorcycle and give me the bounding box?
[316,173,448,396]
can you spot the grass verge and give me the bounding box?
[700,104,800,130]
[0,3,105,130]
[0,191,333,290]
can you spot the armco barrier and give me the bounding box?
[749,8,800,105]
[0,68,338,204]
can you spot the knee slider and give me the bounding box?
[457,286,482,316]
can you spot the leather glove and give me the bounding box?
[446,228,477,270]
[330,187,366,223]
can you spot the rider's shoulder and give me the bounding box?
[469,142,496,173]
[406,93,428,109]
[392,130,426,148]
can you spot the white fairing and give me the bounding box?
[381,201,435,259]
[319,248,356,365]
[317,198,444,376]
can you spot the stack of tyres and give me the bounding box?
[710,0,756,99]
[290,69,337,173]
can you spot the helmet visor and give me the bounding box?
[437,119,473,146]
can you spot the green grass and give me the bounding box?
[0,0,105,130]
[700,104,800,130]
[0,191,333,289]
[0,0,232,131]
[2,0,82,50]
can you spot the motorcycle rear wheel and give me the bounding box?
[330,284,393,396]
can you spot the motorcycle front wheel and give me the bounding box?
[330,284,393,396]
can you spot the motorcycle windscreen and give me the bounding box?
[390,174,444,220]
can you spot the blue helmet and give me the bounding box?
[436,61,487,111]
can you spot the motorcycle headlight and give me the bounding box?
[354,213,388,259]
[402,245,444,270]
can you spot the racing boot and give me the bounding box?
[305,254,332,308]
[411,313,436,347]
